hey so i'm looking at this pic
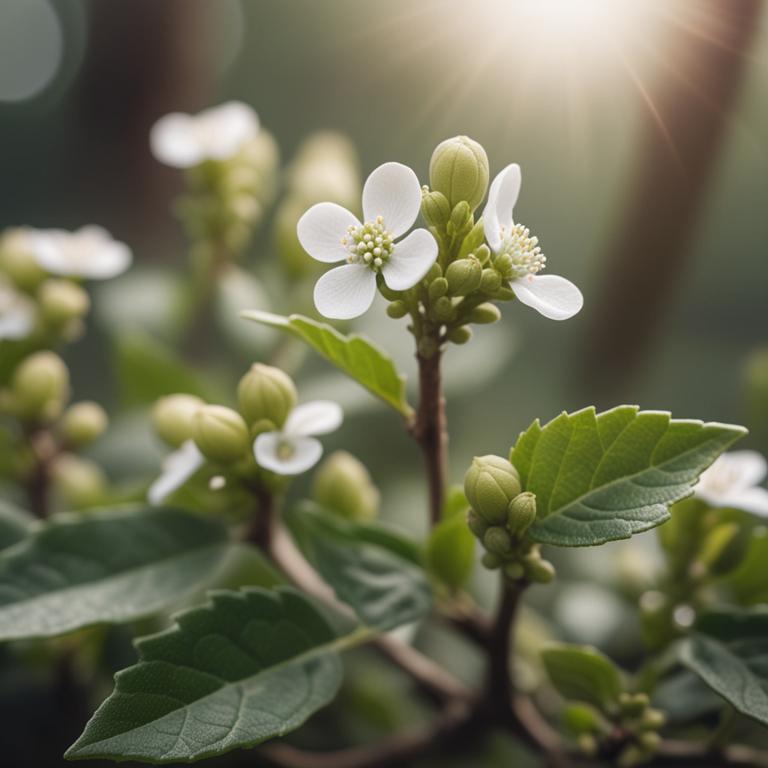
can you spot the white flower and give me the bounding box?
[297,163,438,320]
[148,440,205,505]
[150,101,259,168]
[32,226,132,280]
[254,401,343,475]
[0,279,35,340]
[694,450,768,517]
[483,164,583,320]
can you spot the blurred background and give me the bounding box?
[1,0,767,764]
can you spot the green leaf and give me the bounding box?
[285,504,431,630]
[66,588,353,762]
[542,643,623,712]
[425,515,475,592]
[0,506,231,641]
[0,499,35,550]
[510,406,747,547]
[241,311,413,417]
[680,607,768,727]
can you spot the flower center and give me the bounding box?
[497,223,546,279]
[341,216,394,272]
[277,438,296,462]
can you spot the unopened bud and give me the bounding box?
[193,405,250,463]
[464,455,522,525]
[0,228,46,290]
[237,363,297,428]
[475,244,491,265]
[468,303,501,325]
[386,300,408,319]
[52,454,107,508]
[420,189,451,230]
[523,553,556,583]
[152,394,204,447]
[484,526,512,556]
[504,562,526,580]
[428,277,449,301]
[481,552,502,570]
[619,692,649,716]
[448,201,472,237]
[431,296,455,322]
[447,326,472,345]
[446,257,482,296]
[467,510,488,539]
[38,279,90,326]
[480,268,502,294]
[429,136,489,213]
[507,492,537,535]
[12,351,69,422]
[640,709,665,731]
[312,450,379,521]
[61,401,108,447]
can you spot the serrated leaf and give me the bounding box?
[285,504,431,630]
[0,506,231,641]
[510,406,747,547]
[542,643,623,712]
[241,311,412,417]
[66,588,352,762]
[680,607,768,727]
[0,499,35,550]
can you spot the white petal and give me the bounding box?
[297,202,360,263]
[198,101,259,160]
[483,164,521,252]
[711,451,767,491]
[381,229,438,291]
[254,433,323,475]
[148,441,205,505]
[285,400,343,437]
[0,283,35,340]
[696,486,768,518]
[313,263,376,320]
[33,226,132,280]
[149,113,204,168]
[511,274,583,321]
[362,162,421,237]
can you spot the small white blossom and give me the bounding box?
[297,163,438,320]
[0,279,35,340]
[32,226,132,280]
[148,440,205,505]
[254,401,343,475]
[695,450,768,518]
[484,164,583,320]
[150,101,259,168]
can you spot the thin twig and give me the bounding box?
[25,427,58,519]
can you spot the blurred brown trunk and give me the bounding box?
[583,1,762,397]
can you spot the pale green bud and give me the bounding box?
[446,257,482,296]
[464,455,522,525]
[12,351,70,422]
[428,277,449,301]
[481,552,502,570]
[480,268,502,293]
[38,279,90,326]
[484,526,512,556]
[507,492,537,535]
[52,454,107,508]
[429,136,489,213]
[312,450,380,521]
[420,189,451,230]
[468,303,501,325]
[619,692,649,716]
[448,201,472,236]
[431,295,455,322]
[523,553,556,584]
[475,244,491,265]
[193,405,250,463]
[0,228,47,290]
[504,562,526,580]
[61,401,108,447]
[386,301,408,319]
[467,510,488,539]
[425,262,443,282]
[640,709,665,731]
[152,394,204,448]
[237,363,297,428]
[494,252,515,280]
[447,326,472,345]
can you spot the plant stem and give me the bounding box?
[25,427,58,518]
[486,577,523,714]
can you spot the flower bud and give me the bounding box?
[523,553,556,583]
[431,296,455,323]
[193,405,250,463]
[61,401,108,447]
[152,394,204,447]
[420,189,451,230]
[507,492,537,535]
[467,510,488,539]
[484,526,512,556]
[38,279,90,326]
[464,455,522,525]
[12,351,70,422]
[446,257,482,296]
[481,552,502,570]
[237,363,297,428]
[52,454,107,508]
[312,450,380,521]
[429,136,489,213]
[504,561,526,580]
[619,692,649,716]
[494,252,515,280]
[0,228,46,290]
[448,201,472,236]
[468,303,501,325]
[480,268,502,293]
[447,326,472,345]
[428,277,449,301]
[475,244,491,265]
[386,300,408,319]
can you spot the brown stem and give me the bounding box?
[25,428,58,519]
[486,578,524,715]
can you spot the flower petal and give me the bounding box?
[297,202,360,263]
[483,164,521,252]
[149,113,203,168]
[382,229,438,291]
[714,450,767,491]
[696,487,768,518]
[362,162,421,237]
[198,101,259,160]
[511,274,583,321]
[313,263,376,320]
[254,432,323,475]
[148,441,205,505]
[0,282,35,340]
[285,400,343,437]
[33,227,132,280]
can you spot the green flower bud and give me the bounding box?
[386,300,408,319]
[431,295,455,322]
[447,326,472,345]
[504,562,526,580]
[61,401,108,447]
[424,262,442,282]
[237,363,297,428]
[446,257,482,296]
[448,201,472,236]
[464,455,522,525]
[467,510,488,539]
[468,303,501,325]
[475,244,491,265]
[523,554,556,584]
[312,450,380,521]
[0,228,47,290]
[483,526,512,556]
[480,268,502,293]
[193,405,250,464]
[507,492,537,535]
[420,189,451,230]
[152,394,204,448]
[428,277,449,301]
[12,351,70,422]
[619,692,649,716]
[38,279,90,326]
[494,252,515,280]
[640,708,665,731]
[429,136,489,213]
[52,454,107,508]
[481,552,502,570]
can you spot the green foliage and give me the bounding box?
[0,507,231,641]
[285,503,431,630]
[680,607,768,727]
[0,499,35,550]
[510,406,747,547]
[426,514,475,592]
[66,588,348,762]
[241,311,413,417]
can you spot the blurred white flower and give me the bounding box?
[695,450,768,517]
[0,278,35,340]
[150,101,259,168]
[254,401,343,475]
[32,226,132,280]
[484,164,583,320]
[297,163,437,319]
[148,440,205,505]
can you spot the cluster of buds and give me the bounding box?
[463,455,554,583]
